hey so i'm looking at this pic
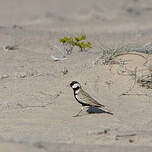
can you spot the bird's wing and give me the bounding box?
[78,89,105,107]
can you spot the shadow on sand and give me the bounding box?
[87,107,113,115]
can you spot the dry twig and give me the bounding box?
[120,67,138,96]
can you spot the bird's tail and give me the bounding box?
[100,106,113,115]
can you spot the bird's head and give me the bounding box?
[70,81,81,90]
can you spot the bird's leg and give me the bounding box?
[72,107,84,117]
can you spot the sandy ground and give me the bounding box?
[0,0,152,151]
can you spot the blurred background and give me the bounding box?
[1,0,152,25]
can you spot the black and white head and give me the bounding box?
[70,81,81,90]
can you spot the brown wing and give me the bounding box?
[77,89,105,107]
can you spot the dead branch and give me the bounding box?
[116,133,136,138]
[120,67,137,96]
[120,93,151,97]
[16,91,61,109]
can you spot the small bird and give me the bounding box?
[70,81,113,117]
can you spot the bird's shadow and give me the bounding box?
[86,107,113,115]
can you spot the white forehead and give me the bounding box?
[72,83,80,89]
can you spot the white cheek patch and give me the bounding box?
[72,83,80,89]
[75,89,79,94]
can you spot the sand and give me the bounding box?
[0,0,152,151]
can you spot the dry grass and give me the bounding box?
[98,42,152,96]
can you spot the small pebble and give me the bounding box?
[129,139,134,143]
[4,45,18,51]
[0,74,9,79]
[18,73,27,78]
[62,67,68,75]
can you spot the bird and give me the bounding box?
[70,81,113,117]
